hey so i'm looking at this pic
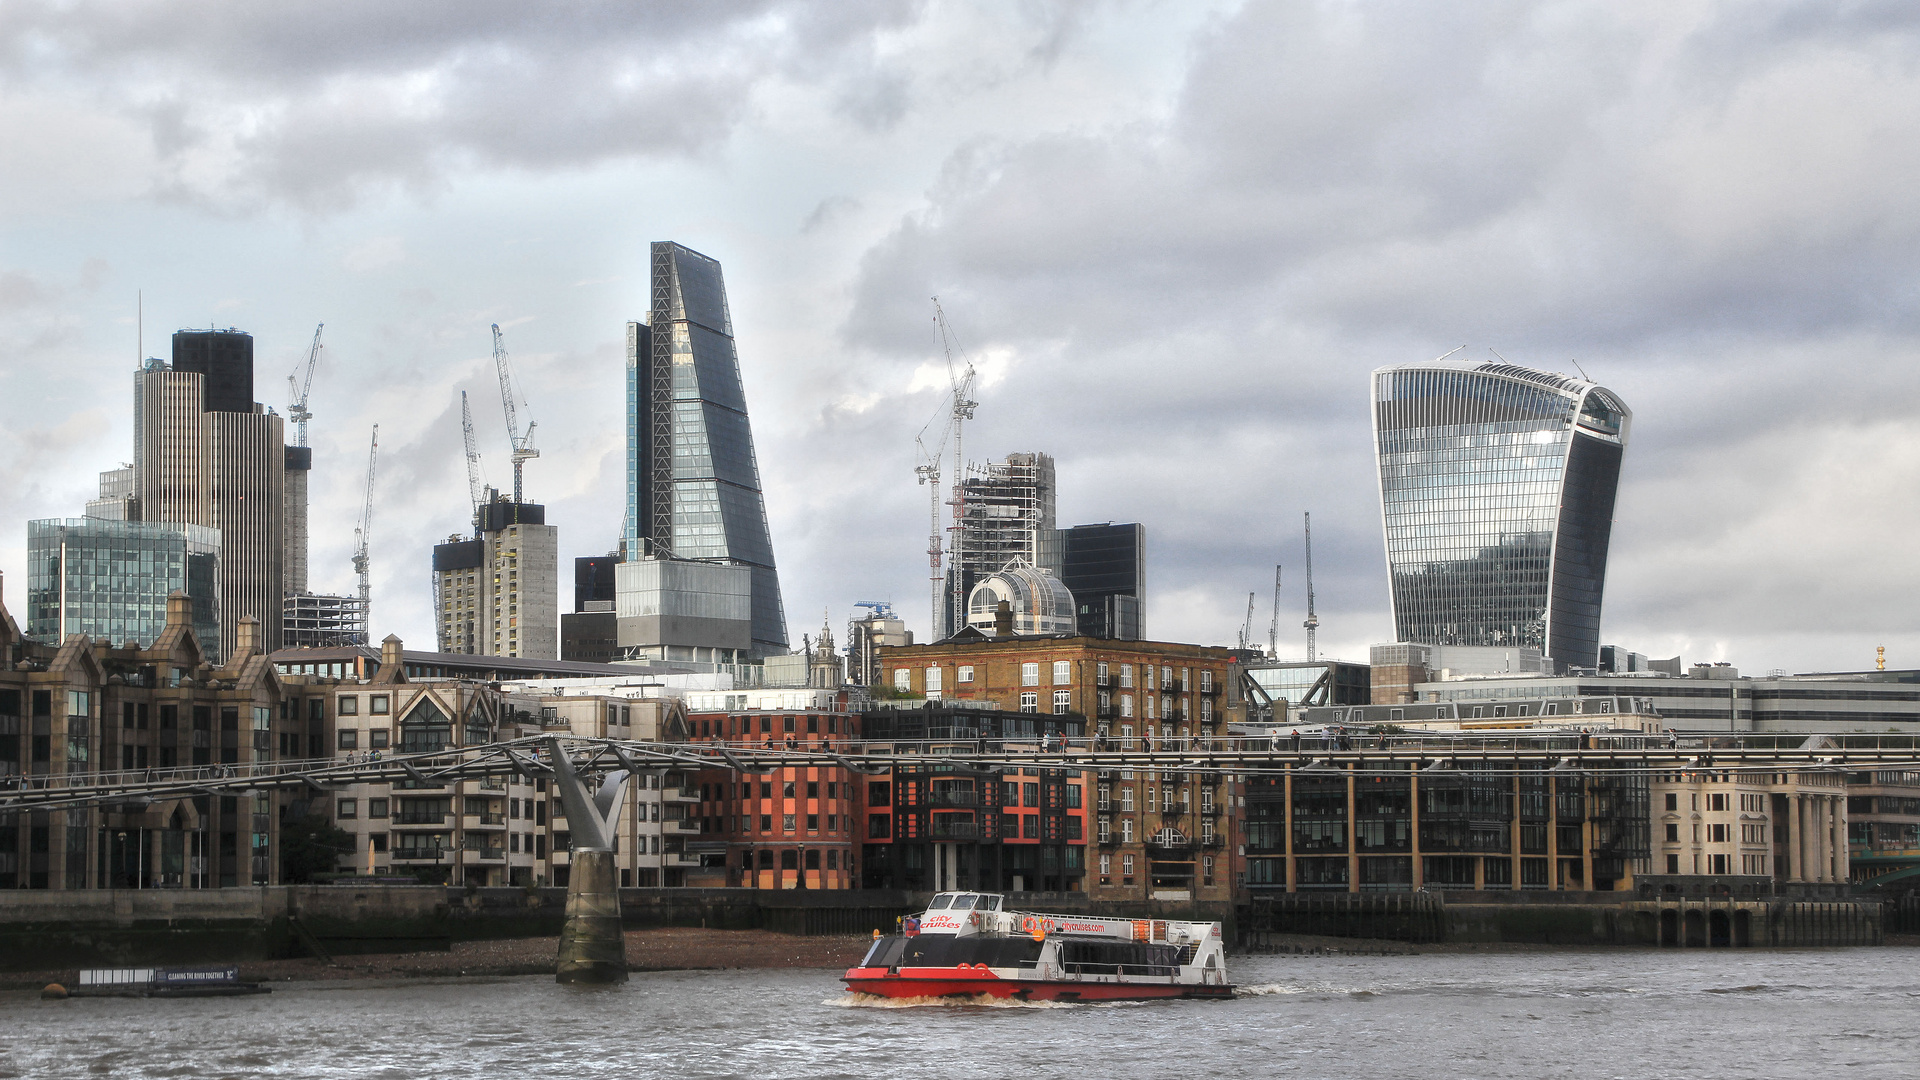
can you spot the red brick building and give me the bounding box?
[875,635,1249,904]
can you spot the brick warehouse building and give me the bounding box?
[683,688,864,889]
[875,634,1249,904]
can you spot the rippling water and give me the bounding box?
[5,948,1917,1079]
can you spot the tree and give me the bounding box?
[281,812,356,884]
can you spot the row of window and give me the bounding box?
[892,662,1218,693]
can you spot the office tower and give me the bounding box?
[129,331,286,659]
[560,554,619,663]
[433,497,558,659]
[85,467,136,521]
[613,557,752,663]
[26,518,220,656]
[623,241,788,656]
[1049,522,1145,640]
[1371,361,1631,671]
[942,452,1056,637]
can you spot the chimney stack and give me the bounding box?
[233,615,261,660]
[994,599,1014,638]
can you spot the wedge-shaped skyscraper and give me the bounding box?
[625,242,788,656]
[1372,362,1630,671]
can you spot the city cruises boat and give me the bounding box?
[843,891,1232,1002]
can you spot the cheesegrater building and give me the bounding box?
[1372,361,1630,672]
[623,241,788,658]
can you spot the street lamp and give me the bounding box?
[796,844,808,890]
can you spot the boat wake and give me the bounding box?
[825,992,1083,1009]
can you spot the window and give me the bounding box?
[370,695,390,716]
[958,666,974,684]
[1122,853,1135,885]
[1200,670,1213,692]
[1023,815,1040,839]
[369,798,389,819]
[1666,854,1680,874]
[1053,690,1071,715]
[782,814,795,832]
[369,729,390,749]
[1053,661,1071,685]
[925,667,943,693]
[1707,793,1728,811]
[806,814,818,832]
[337,695,359,716]
[1024,782,1039,807]
[1665,823,1679,843]
[1120,664,1134,688]
[893,669,911,691]
[1664,793,1679,811]
[337,798,357,819]
[1065,784,1081,809]
[1121,818,1135,843]
[868,782,892,806]
[1099,854,1111,883]
[337,730,358,750]
[1020,693,1038,713]
[1708,823,1729,843]
[1709,853,1730,875]
[1120,694,1134,718]
[1097,662,1110,685]
[868,815,892,838]
[1022,663,1040,686]
[806,781,819,799]
[1162,666,1172,688]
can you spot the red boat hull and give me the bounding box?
[842,966,1233,1002]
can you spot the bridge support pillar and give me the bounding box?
[556,849,627,984]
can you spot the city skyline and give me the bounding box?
[3,4,1920,674]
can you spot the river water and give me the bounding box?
[4,948,1916,1079]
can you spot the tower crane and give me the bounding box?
[352,425,378,637]
[490,323,539,502]
[1303,512,1320,663]
[1238,592,1256,651]
[285,323,323,447]
[460,390,486,522]
[1268,564,1283,660]
[915,298,976,638]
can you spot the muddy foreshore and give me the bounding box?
[2,927,876,990]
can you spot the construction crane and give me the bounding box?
[459,390,485,523]
[490,323,539,502]
[1303,512,1320,663]
[1268,564,1283,659]
[1238,592,1256,651]
[915,298,976,638]
[352,425,378,635]
[285,323,323,447]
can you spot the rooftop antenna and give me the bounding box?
[1303,512,1319,663]
[1268,564,1282,660]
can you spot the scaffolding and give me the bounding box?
[942,452,1057,636]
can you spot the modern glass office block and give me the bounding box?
[1372,363,1630,671]
[26,518,221,660]
[626,242,788,655]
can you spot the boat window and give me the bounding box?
[979,895,1002,911]
[926,895,953,910]
[952,894,979,910]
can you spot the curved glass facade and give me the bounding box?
[1372,363,1630,670]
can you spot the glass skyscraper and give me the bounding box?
[625,241,788,655]
[26,518,221,660]
[1372,362,1630,671]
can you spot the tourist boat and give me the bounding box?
[843,891,1232,1002]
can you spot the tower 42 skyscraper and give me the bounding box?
[1372,361,1630,671]
[625,242,788,656]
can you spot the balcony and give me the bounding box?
[1096,706,1117,721]
[928,820,980,841]
[664,851,701,867]
[926,789,981,808]
[665,786,701,802]
[460,846,506,862]
[1198,682,1220,696]
[391,846,446,862]
[475,779,507,791]
[667,818,703,833]
[392,812,448,826]
[463,813,507,828]
[1200,804,1221,817]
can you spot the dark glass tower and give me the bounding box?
[1372,362,1630,671]
[625,241,788,655]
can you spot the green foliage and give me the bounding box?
[280,813,357,884]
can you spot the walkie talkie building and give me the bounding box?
[625,242,788,657]
[1372,362,1630,671]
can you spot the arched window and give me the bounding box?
[400,698,451,753]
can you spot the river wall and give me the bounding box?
[1239,890,1884,949]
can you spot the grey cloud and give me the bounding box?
[0,0,926,210]
[832,0,1920,664]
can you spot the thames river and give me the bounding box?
[4,949,1916,1079]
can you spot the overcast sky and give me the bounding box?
[3,0,1918,674]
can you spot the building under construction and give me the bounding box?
[941,452,1056,638]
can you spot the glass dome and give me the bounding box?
[965,560,1076,636]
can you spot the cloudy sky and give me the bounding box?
[3,0,1917,674]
